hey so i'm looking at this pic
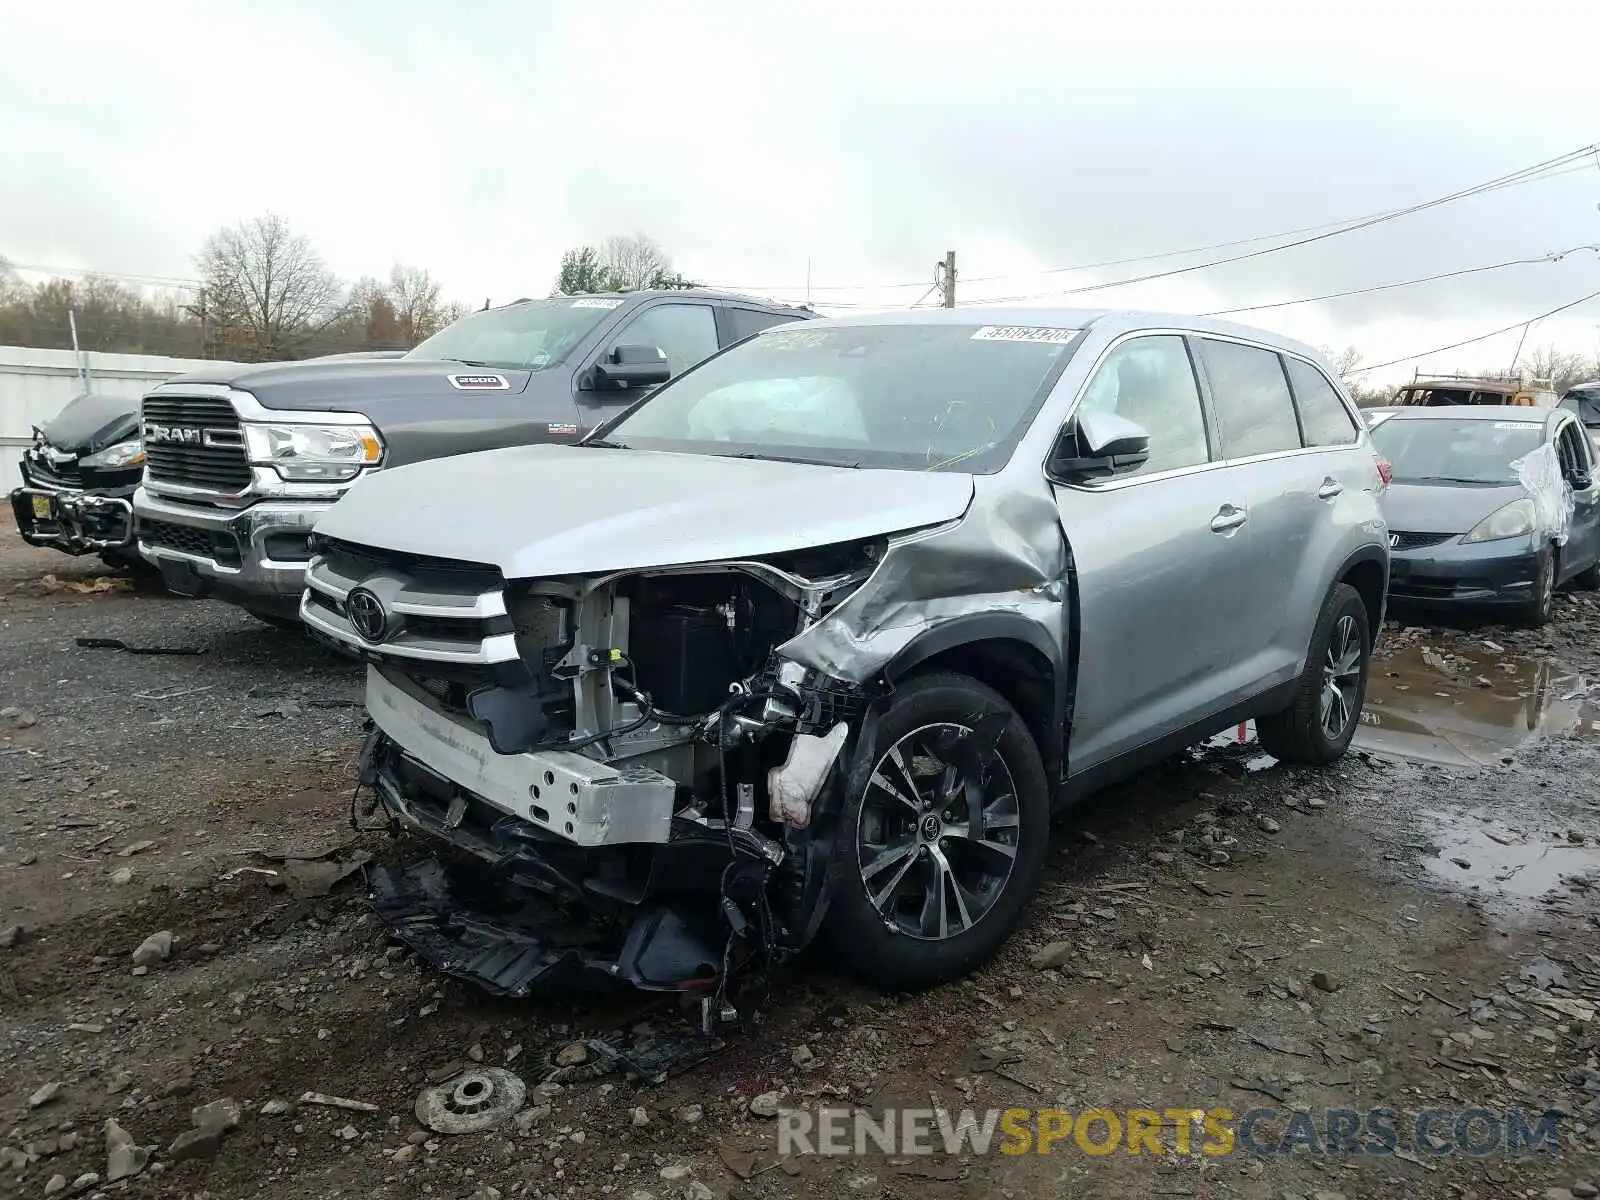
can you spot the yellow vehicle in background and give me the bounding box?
[1393,371,1558,408]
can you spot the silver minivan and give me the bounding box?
[304,308,1390,997]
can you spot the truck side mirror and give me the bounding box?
[1047,410,1151,483]
[594,344,671,390]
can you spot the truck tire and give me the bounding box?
[824,672,1049,991]
[1255,583,1370,766]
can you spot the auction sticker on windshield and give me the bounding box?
[569,298,623,309]
[971,326,1078,344]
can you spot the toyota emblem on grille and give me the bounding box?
[346,587,389,643]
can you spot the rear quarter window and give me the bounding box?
[726,308,799,343]
[1285,358,1360,446]
[1195,338,1303,457]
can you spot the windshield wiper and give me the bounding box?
[711,451,859,468]
[438,356,498,368]
[581,437,630,449]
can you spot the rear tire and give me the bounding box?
[1255,583,1370,766]
[823,672,1050,991]
[1518,547,1556,627]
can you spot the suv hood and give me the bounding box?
[38,392,140,454]
[314,444,975,577]
[163,357,535,413]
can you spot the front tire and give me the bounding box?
[823,672,1050,991]
[1255,583,1370,766]
[1519,547,1556,627]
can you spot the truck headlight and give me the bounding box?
[243,423,383,482]
[79,439,146,469]
[1462,498,1536,544]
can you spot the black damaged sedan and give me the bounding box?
[1371,405,1600,625]
[9,392,146,570]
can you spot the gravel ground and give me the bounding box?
[5,513,1600,1200]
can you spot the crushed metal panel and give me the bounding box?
[776,482,1069,682]
[1512,441,1574,545]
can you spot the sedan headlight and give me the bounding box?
[1462,498,1536,544]
[243,423,383,482]
[79,439,146,469]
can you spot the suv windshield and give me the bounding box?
[407,297,620,371]
[1370,417,1544,485]
[603,323,1082,472]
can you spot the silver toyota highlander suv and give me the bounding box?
[301,308,1389,997]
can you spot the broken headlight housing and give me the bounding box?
[1462,498,1536,544]
[79,439,145,469]
[243,422,383,482]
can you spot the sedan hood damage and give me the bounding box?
[313,444,976,576]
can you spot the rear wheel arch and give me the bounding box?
[1334,546,1387,643]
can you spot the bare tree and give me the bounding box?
[1516,344,1596,393]
[385,264,450,344]
[195,215,346,360]
[600,234,672,292]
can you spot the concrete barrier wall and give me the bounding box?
[0,346,239,480]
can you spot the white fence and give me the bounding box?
[0,345,239,480]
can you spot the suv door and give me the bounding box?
[1195,338,1353,694]
[1050,333,1254,772]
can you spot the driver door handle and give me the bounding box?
[1210,504,1248,533]
[1318,477,1343,500]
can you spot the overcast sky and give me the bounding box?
[3,0,1598,382]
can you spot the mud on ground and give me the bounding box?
[4,514,1600,1200]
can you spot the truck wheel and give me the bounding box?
[1255,583,1370,766]
[824,672,1049,991]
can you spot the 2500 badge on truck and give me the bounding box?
[306,308,1389,996]
[132,293,812,625]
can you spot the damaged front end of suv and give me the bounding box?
[306,317,1084,1004]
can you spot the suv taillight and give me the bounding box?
[1374,455,1393,487]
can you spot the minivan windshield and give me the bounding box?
[1370,417,1544,485]
[407,297,620,371]
[601,323,1082,472]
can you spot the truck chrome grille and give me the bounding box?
[141,395,252,494]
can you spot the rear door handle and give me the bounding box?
[1318,477,1343,500]
[1210,504,1248,533]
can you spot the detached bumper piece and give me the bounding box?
[10,486,134,553]
[370,857,726,997]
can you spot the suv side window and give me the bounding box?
[612,303,719,377]
[1076,334,1211,476]
[1196,338,1302,458]
[1284,357,1360,446]
[725,308,795,343]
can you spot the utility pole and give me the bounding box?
[938,250,957,308]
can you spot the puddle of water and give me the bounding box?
[1420,809,1600,904]
[1358,639,1600,766]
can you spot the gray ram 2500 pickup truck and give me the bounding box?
[132,290,813,625]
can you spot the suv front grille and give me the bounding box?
[141,394,252,494]
[26,455,81,489]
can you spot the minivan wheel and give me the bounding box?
[1255,583,1370,766]
[824,672,1049,991]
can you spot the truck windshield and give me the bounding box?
[603,323,1083,473]
[407,298,620,371]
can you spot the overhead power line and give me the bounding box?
[707,145,1599,296]
[1356,289,1600,373]
[958,145,1600,305]
[1201,244,1600,317]
[3,260,202,290]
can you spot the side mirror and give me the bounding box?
[594,344,671,390]
[1047,410,1151,482]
